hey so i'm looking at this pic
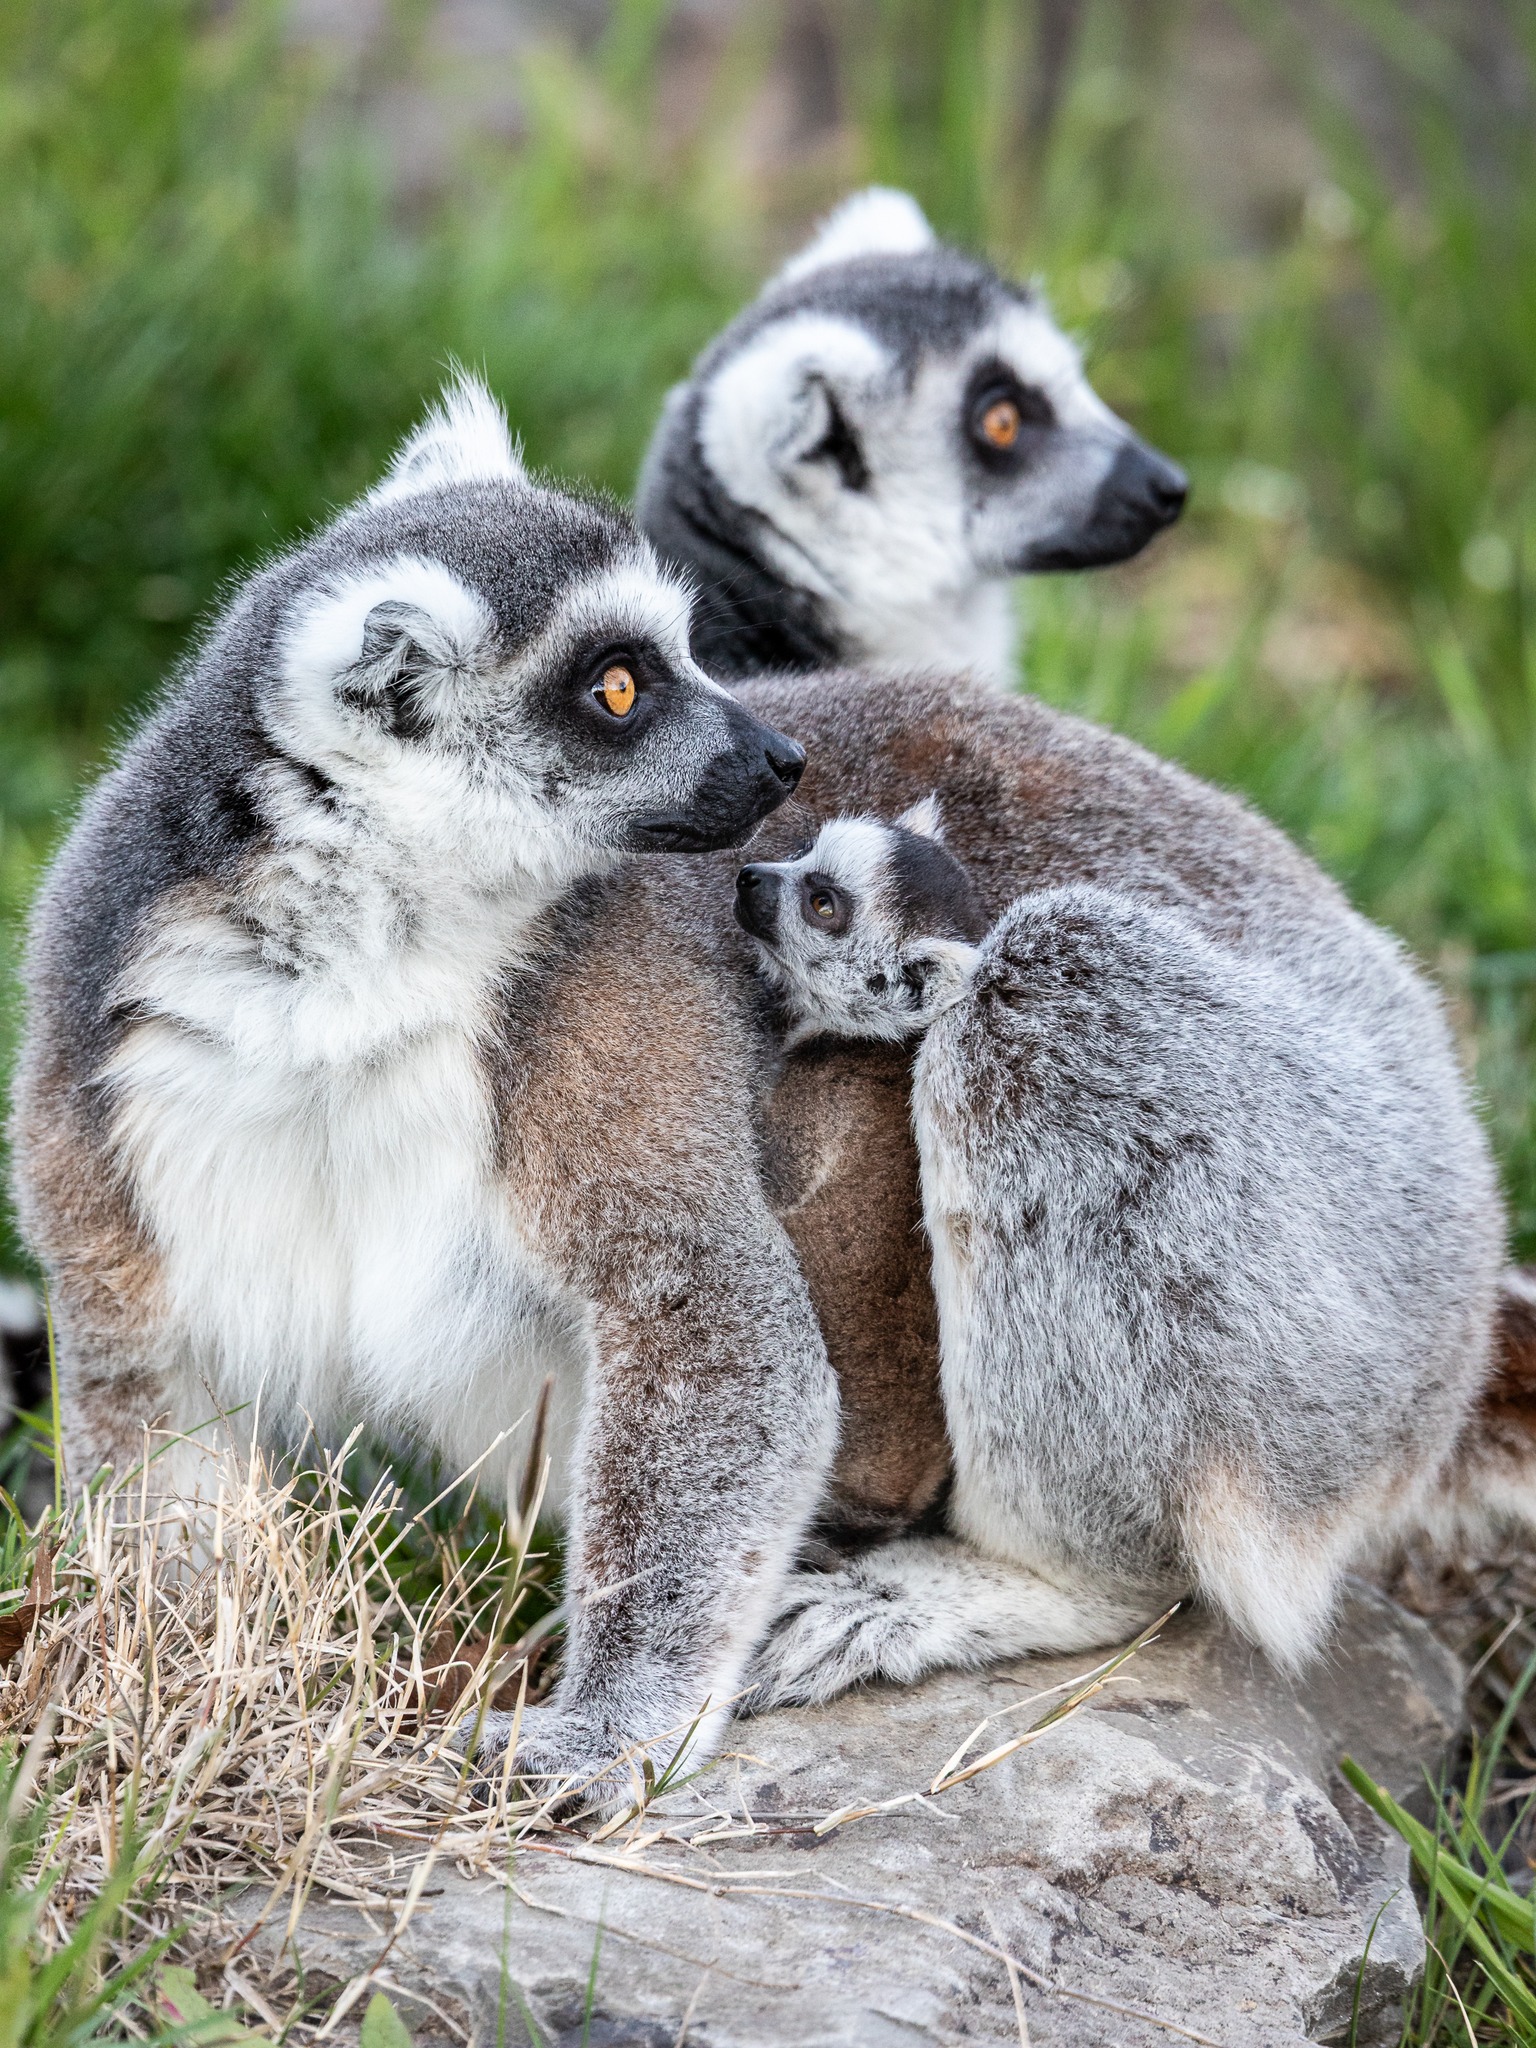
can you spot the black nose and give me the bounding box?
[734,864,781,941]
[763,731,806,792]
[1141,451,1188,522]
[1020,437,1188,572]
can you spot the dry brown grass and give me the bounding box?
[0,1436,1185,2042]
[0,1431,568,2038]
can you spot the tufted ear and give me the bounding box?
[367,373,524,508]
[772,187,936,289]
[281,555,495,746]
[698,312,890,507]
[896,794,945,842]
[898,935,979,1020]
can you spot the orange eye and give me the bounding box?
[597,664,636,717]
[979,398,1021,449]
[810,890,838,920]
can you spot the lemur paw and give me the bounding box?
[746,1561,925,1709]
[450,1704,663,1821]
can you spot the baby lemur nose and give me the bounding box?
[734,864,781,940]
[762,732,807,792]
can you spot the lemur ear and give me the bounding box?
[367,373,524,508]
[897,794,945,842]
[699,313,888,505]
[900,937,980,1017]
[282,555,494,744]
[773,188,936,288]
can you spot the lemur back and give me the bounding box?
[730,692,1510,1692]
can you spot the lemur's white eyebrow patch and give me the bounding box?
[809,817,900,901]
[983,303,1117,433]
[774,187,937,286]
[699,314,892,513]
[555,557,700,676]
[280,556,494,695]
[367,374,525,507]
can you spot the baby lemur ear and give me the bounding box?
[367,372,525,508]
[900,936,980,1018]
[896,794,945,842]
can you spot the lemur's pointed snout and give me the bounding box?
[1131,447,1189,525]
[763,731,807,792]
[1020,436,1188,573]
[734,863,782,940]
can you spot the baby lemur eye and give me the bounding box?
[595,664,637,718]
[800,873,850,934]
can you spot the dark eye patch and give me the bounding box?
[964,363,1055,470]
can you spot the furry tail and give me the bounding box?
[1423,1267,1536,1547]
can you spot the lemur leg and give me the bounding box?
[747,1535,1156,1709]
[913,884,1413,1678]
[472,946,841,1810]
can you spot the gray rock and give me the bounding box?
[265,1581,1460,2047]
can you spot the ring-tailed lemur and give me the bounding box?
[10,378,837,1807]
[735,798,985,1045]
[726,702,1522,1707]
[637,188,1186,683]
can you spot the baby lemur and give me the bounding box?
[737,803,1503,1686]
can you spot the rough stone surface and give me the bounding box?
[267,1582,1461,2047]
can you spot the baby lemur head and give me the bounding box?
[735,797,986,1042]
[250,375,804,893]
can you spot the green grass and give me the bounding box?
[1346,1649,1536,2045]
[0,3,1534,2035]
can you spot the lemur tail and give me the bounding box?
[1423,1267,1536,1548]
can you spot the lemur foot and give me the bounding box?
[746,1552,942,1708]
[451,1703,666,1821]
[747,1537,1148,1710]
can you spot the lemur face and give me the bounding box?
[268,379,804,886]
[638,190,1186,682]
[735,798,986,1042]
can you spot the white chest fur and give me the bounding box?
[102,869,588,1512]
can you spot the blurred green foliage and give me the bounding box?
[1,0,1534,1275]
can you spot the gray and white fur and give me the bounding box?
[10,379,835,1804]
[637,188,1187,683]
[734,799,985,1045]
[737,798,1506,1700]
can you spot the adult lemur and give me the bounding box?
[637,188,1186,683]
[12,379,1535,1808]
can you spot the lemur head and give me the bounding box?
[637,188,1187,685]
[257,376,804,891]
[735,797,985,1042]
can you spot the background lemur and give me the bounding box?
[636,188,1187,683]
[741,807,1506,1689]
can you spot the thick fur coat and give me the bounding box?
[12,382,1531,1802]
